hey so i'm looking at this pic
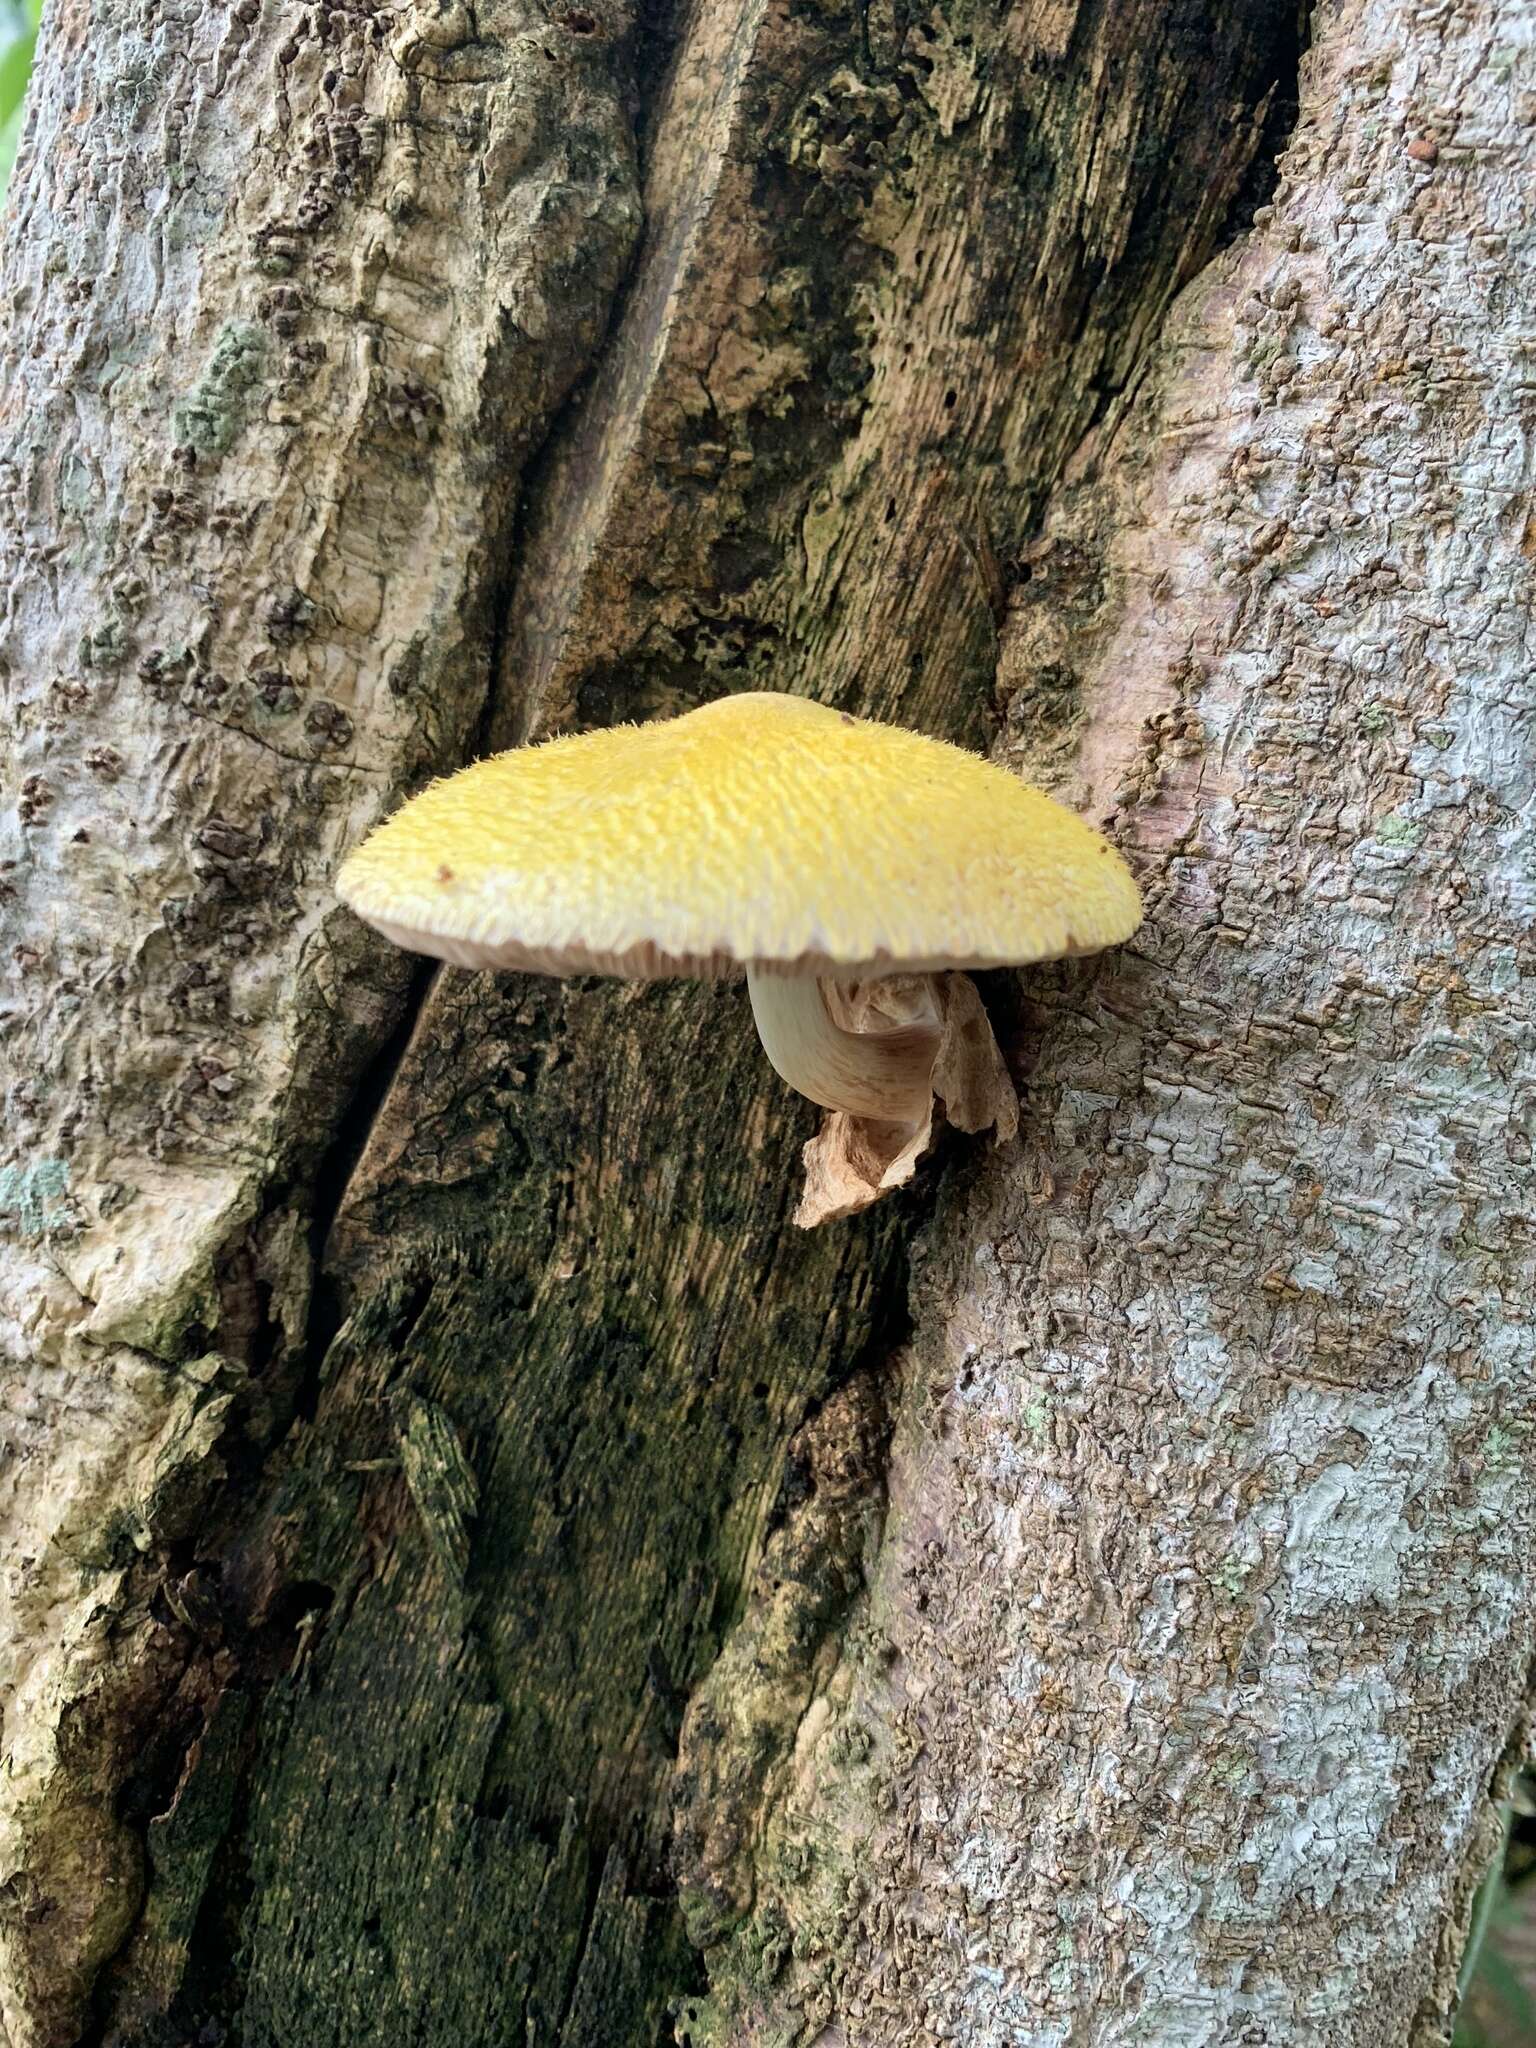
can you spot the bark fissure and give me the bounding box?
[295,955,442,1418]
[3,0,1519,2040]
[0,0,645,2022]
[1214,0,1315,252]
[688,3,1536,2041]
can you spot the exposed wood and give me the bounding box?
[5,0,1525,2040]
[154,1,1294,2040]
[0,0,641,2031]
[680,2,1536,2040]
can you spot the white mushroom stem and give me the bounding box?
[746,969,942,1123]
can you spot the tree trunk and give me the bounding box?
[1,0,1530,2042]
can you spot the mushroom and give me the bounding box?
[336,691,1141,1223]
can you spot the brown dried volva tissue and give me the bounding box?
[795,972,1019,1228]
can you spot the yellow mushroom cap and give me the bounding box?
[336,692,1142,978]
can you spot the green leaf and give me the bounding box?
[1478,1946,1536,2032]
[0,28,37,126]
[0,0,35,200]
[0,98,24,195]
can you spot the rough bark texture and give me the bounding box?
[0,0,641,2030]
[675,6,1536,2043]
[0,0,1529,2046]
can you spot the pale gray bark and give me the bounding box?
[677,3,1536,2042]
[0,0,638,2033]
[0,0,1530,2041]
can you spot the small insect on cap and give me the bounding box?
[335,691,1142,978]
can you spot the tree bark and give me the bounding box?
[1,1,1531,2047]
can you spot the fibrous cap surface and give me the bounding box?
[337,691,1142,977]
